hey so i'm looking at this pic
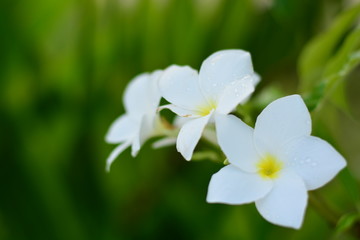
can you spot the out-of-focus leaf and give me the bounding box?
[303,82,326,111]
[338,169,360,207]
[335,212,360,235]
[302,27,360,112]
[299,4,360,92]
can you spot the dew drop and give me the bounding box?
[305,158,311,163]
[311,162,318,167]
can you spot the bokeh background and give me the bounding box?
[1,0,360,239]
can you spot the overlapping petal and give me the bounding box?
[207,165,272,204]
[254,95,311,156]
[159,65,209,111]
[105,115,138,144]
[176,112,213,160]
[255,170,307,229]
[215,114,259,172]
[158,104,201,118]
[283,136,346,190]
[199,50,254,103]
[124,71,162,116]
[216,76,255,114]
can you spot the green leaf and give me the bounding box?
[299,4,360,92]
[306,28,360,113]
[338,168,360,207]
[324,28,360,91]
[335,212,360,235]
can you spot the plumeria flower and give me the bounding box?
[207,95,346,229]
[105,70,164,171]
[159,49,259,160]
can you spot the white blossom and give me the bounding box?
[207,95,346,229]
[105,70,163,171]
[158,50,259,160]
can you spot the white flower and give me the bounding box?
[159,50,259,160]
[105,70,163,171]
[207,95,346,229]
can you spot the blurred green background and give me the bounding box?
[1,0,360,239]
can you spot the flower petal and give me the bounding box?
[159,65,209,111]
[252,72,261,86]
[131,113,161,157]
[106,141,132,171]
[158,104,201,118]
[176,113,212,160]
[283,136,346,190]
[215,114,260,172]
[124,71,162,117]
[216,76,255,114]
[241,73,261,104]
[199,50,255,103]
[255,170,307,229]
[254,95,311,157]
[105,115,137,144]
[207,165,273,204]
[173,116,191,128]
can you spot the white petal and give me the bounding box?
[215,114,260,172]
[207,165,273,204]
[106,141,132,171]
[255,170,307,229]
[131,138,140,157]
[158,104,201,118]
[176,113,212,160]
[252,72,261,86]
[241,73,261,104]
[152,137,177,149]
[199,50,254,103]
[216,76,255,115]
[105,115,137,143]
[159,65,209,111]
[131,112,160,157]
[283,136,346,190]
[254,95,311,156]
[124,71,162,117]
[139,112,157,144]
[173,116,191,128]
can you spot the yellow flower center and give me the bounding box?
[196,100,217,116]
[256,155,283,179]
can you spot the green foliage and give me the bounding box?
[299,4,360,92]
[335,212,360,236]
[299,4,360,111]
[1,0,360,239]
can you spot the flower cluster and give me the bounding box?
[105,50,346,229]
